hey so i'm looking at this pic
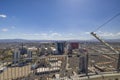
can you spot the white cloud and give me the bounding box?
[33,33,40,36]
[68,33,74,36]
[116,32,120,36]
[85,32,90,34]
[94,32,120,39]
[51,33,62,37]
[4,31,119,40]
[0,14,7,18]
[21,33,52,37]
[1,28,8,32]
[22,33,40,36]
[101,32,114,37]
[41,33,48,36]
[20,32,91,40]
[20,33,62,40]
[23,33,32,36]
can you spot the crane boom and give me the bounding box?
[91,32,119,54]
[91,32,120,72]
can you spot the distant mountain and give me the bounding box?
[0,39,29,43]
[89,38,120,43]
[105,39,120,42]
[0,39,120,43]
[0,39,60,43]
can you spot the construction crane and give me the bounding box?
[91,32,120,72]
[91,13,120,72]
[91,32,119,54]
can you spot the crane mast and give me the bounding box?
[91,32,120,72]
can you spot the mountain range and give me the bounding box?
[0,39,120,43]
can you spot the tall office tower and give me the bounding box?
[79,55,88,74]
[56,42,64,55]
[27,50,32,61]
[13,50,20,64]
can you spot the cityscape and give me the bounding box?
[0,0,120,80]
[0,38,120,80]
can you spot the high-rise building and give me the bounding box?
[56,42,64,55]
[27,50,32,61]
[70,42,79,49]
[13,50,20,64]
[79,55,88,74]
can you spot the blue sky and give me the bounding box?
[0,0,120,40]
